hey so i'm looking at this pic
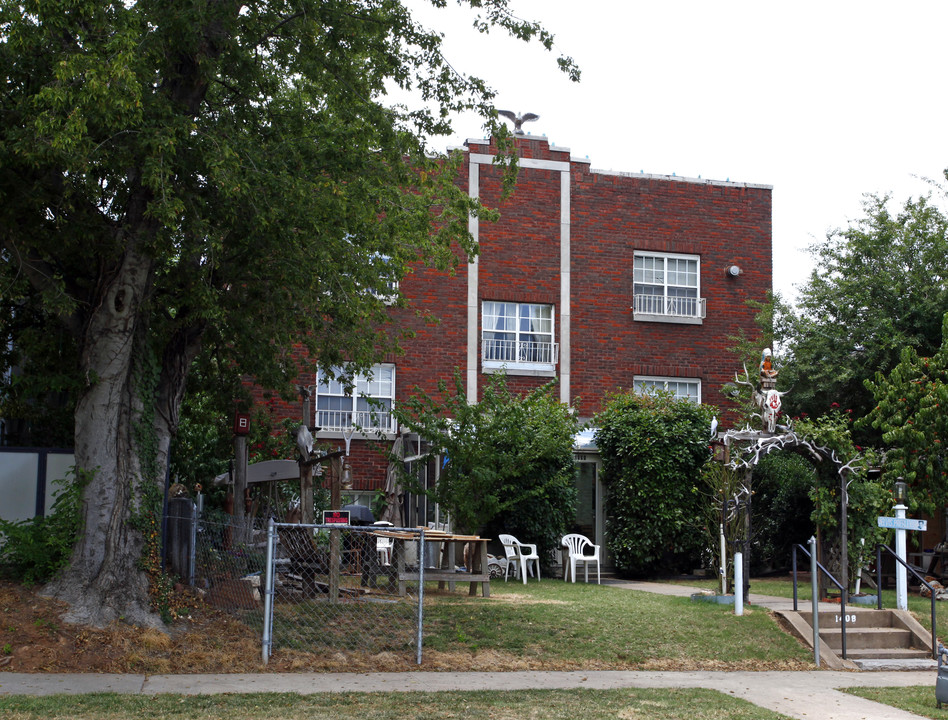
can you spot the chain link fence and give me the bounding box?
[168,508,426,666]
[262,522,426,665]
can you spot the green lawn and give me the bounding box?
[844,685,944,719]
[0,689,795,720]
[416,579,811,668]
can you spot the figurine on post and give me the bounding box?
[756,349,785,434]
[735,348,787,434]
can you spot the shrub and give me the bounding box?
[595,391,715,577]
[0,467,89,584]
[394,371,578,568]
[751,452,817,572]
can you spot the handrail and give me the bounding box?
[876,544,937,660]
[792,543,848,659]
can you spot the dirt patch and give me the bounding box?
[0,580,811,674]
[489,593,569,606]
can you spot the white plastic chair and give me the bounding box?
[498,534,541,584]
[373,521,394,565]
[561,533,600,584]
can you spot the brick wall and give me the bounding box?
[242,134,772,492]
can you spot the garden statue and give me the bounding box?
[736,348,787,434]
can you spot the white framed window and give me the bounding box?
[634,376,701,404]
[315,364,396,433]
[632,252,705,324]
[368,253,399,304]
[481,301,558,375]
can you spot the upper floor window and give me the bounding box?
[634,376,701,403]
[482,301,558,375]
[633,252,705,324]
[369,253,399,304]
[315,364,396,433]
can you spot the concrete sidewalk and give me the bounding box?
[605,577,850,611]
[0,669,938,720]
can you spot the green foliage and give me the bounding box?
[725,292,795,423]
[169,389,231,490]
[793,409,889,586]
[0,0,577,613]
[862,312,948,514]
[0,468,89,584]
[594,390,716,577]
[0,0,578,418]
[751,453,816,570]
[393,371,578,566]
[778,192,948,431]
[248,399,300,464]
[0,275,78,447]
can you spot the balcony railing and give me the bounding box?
[315,409,396,433]
[482,339,559,365]
[633,293,706,319]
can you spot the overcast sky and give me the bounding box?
[400,1,948,304]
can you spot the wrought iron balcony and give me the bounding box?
[481,339,560,365]
[315,409,396,433]
[633,294,706,320]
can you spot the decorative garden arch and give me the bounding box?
[716,350,865,600]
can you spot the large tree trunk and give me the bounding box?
[41,237,192,628]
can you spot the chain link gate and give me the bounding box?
[180,514,427,667]
[261,522,427,665]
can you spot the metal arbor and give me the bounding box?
[717,349,863,602]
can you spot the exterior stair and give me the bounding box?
[775,606,935,670]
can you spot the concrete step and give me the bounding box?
[799,609,900,629]
[775,606,934,669]
[819,626,914,651]
[844,647,934,661]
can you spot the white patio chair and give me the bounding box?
[373,521,394,565]
[561,533,600,584]
[498,533,541,584]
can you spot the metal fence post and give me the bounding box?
[809,535,820,667]
[188,501,197,587]
[262,518,276,665]
[416,527,425,665]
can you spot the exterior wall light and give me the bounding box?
[727,265,743,277]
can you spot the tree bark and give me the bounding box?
[40,234,205,628]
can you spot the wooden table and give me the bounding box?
[377,530,491,597]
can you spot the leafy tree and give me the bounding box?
[779,192,948,429]
[792,409,888,590]
[594,390,715,577]
[167,389,231,490]
[0,0,576,626]
[0,280,77,447]
[393,372,578,567]
[862,312,948,515]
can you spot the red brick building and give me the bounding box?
[259,133,772,541]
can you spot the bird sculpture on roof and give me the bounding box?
[497,110,539,135]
